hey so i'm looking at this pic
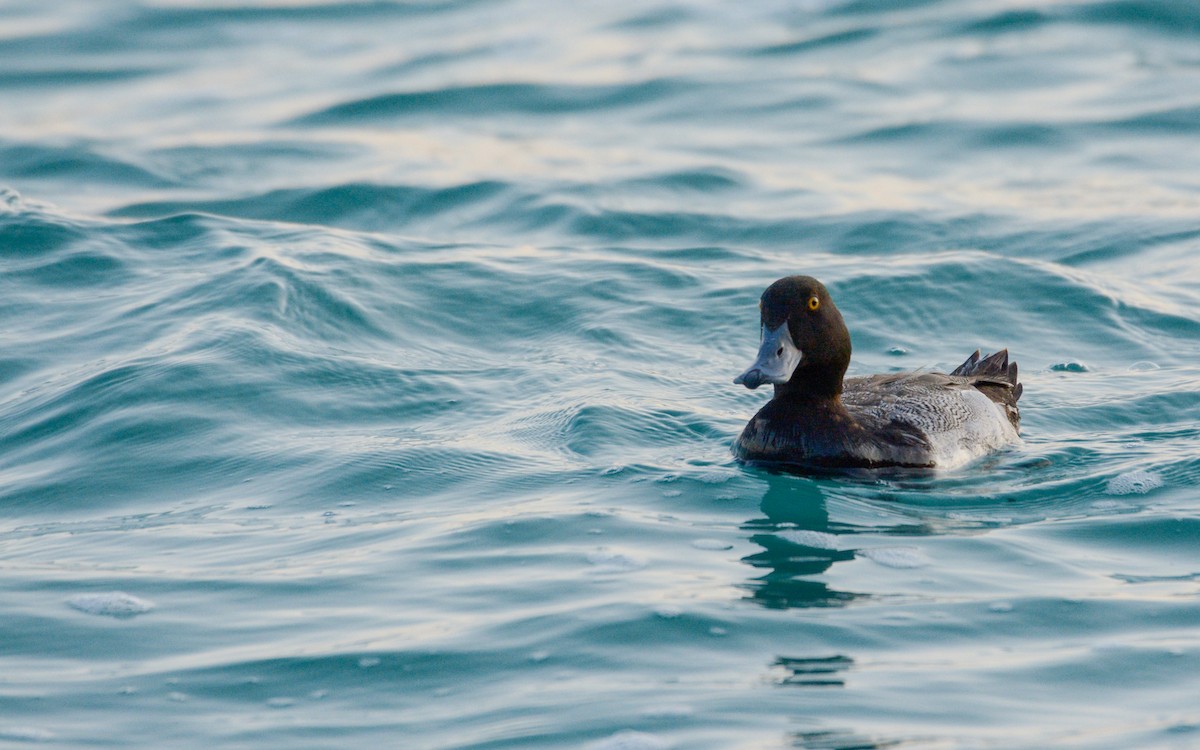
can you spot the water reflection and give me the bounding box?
[740,473,863,609]
[771,655,853,688]
[790,729,902,749]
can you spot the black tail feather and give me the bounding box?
[952,348,1023,402]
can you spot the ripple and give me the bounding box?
[749,27,878,57]
[0,67,165,89]
[1098,105,1200,134]
[0,141,172,187]
[1072,1,1200,34]
[957,8,1049,34]
[0,726,55,743]
[109,180,511,232]
[292,79,691,125]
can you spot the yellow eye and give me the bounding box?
[807,295,820,311]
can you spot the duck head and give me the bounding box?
[734,276,852,398]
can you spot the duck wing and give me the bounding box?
[841,355,1022,468]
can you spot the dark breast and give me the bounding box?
[734,398,929,468]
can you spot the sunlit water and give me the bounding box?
[2,2,1200,748]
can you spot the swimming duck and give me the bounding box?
[733,275,1022,470]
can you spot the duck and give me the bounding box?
[733,275,1022,470]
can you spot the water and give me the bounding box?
[2,1,1199,748]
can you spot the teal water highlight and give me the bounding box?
[3,2,1200,748]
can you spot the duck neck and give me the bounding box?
[773,365,845,402]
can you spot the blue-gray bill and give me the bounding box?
[733,322,802,390]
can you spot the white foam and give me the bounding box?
[777,530,840,549]
[1106,470,1164,495]
[66,591,154,618]
[858,546,930,569]
[586,730,670,750]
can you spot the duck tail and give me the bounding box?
[952,348,1022,403]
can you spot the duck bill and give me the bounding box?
[734,322,803,390]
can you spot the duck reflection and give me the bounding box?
[740,472,863,609]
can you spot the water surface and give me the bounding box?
[2,1,1200,748]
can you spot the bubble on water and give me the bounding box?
[67,592,154,618]
[858,546,930,569]
[654,605,683,619]
[1128,361,1160,372]
[587,548,646,573]
[691,538,732,551]
[1050,361,1089,372]
[586,730,670,750]
[1106,470,1164,495]
[777,530,839,549]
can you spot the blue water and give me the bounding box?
[2,1,1200,748]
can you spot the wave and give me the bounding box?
[291,79,693,125]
